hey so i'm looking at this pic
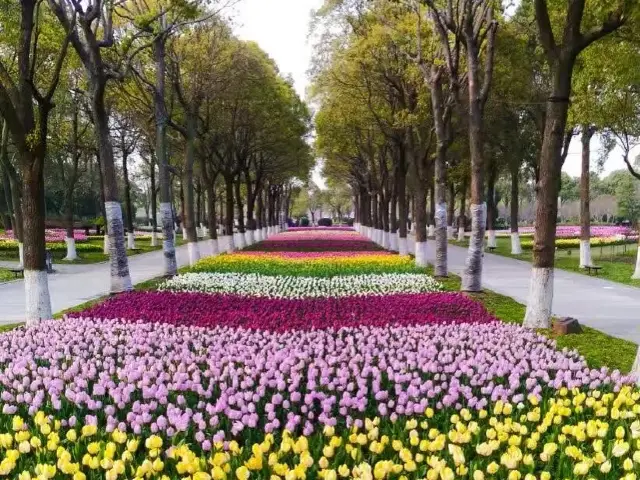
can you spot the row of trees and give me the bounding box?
[312,0,639,328]
[0,0,312,324]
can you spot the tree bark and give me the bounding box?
[580,126,595,268]
[486,165,497,248]
[224,175,235,250]
[149,156,158,246]
[122,149,135,250]
[234,177,246,248]
[524,62,573,327]
[182,112,200,264]
[510,158,522,254]
[153,35,177,276]
[91,77,132,292]
[457,178,467,242]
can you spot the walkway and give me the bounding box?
[0,243,214,325]
[419,239,640,344]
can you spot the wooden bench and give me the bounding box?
[8,268,23,279]
[585,265,602,276]
[487,246,497,253]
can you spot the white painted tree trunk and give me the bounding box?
[187,241,200,266]
[415,241,428,267]
[457,228,465,242]
[25,270,52,325]
[262,227,267,239]
[523,267,554,328]
[580,240,593,268]
[127,232,136,250]
[382,231,390,249]
[208,238,219,256]
[150,231,158,247]
[408,233,415,254]
[461,203,486,292]
[160,203,177,277]
[632,246,640,279]
[18,242,24,267]
[227,235,236,253]
[447,226,455,239]
[182,227,187,240]
[64,237,78,261]
[511,232,522,255]
[245,230,255,246]
[105,201,133,293]
[434,203,448,277]
[389,233,398,252]
[428,225,435,237]
[487,230,497,248]
[398,236,408,255]
[236,232,246,249]
[103,234,109,255]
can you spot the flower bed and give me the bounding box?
[3,225,639,479]
[67,292,492,330]
[192,252,419,277]
[499,225,637,239]
[0,228,88,243]
[521,236,636,250]
[286,226,354,232]
[159,272,443,298]
[0,318,633,479]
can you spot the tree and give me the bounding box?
[523,0,629,328]
[616,176,640,226]
[47,0,138,293]
[0,0,72,323]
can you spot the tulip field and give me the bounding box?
[1,227,639,479]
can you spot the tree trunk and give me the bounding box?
[447,183,455,239]
[1,166,12,232]
[461,88,487,292]
[486,166,497,248]
[122,150,135,250]
[524,63,573,328]
[206,185,219,254]
[91,77,132,292]
[580,126,595,268]
[457,178,467,242]
[22,151,52,323]
[183,113,200,265]
[150,157,158,247]
[396,165,408,255]
[224,175,235,251]
[63,188,77,260]
[510,158,522,254]
[154,35,177,276]
[234,178,246,249]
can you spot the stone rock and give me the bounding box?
[552,317,583,335]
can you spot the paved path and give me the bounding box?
[0,243,215,325]
[417,238,640,345]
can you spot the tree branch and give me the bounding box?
[533,0,558,64]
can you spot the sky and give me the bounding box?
[231,0,636,184]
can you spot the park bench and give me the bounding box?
[584,265,602,276]
[487,246,497,253]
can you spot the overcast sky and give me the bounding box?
[231,0,635,183]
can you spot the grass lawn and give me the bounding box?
[0,235,186,264]
[428,267,637,373]
[452,236,640,288]
[0,268,14,283]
